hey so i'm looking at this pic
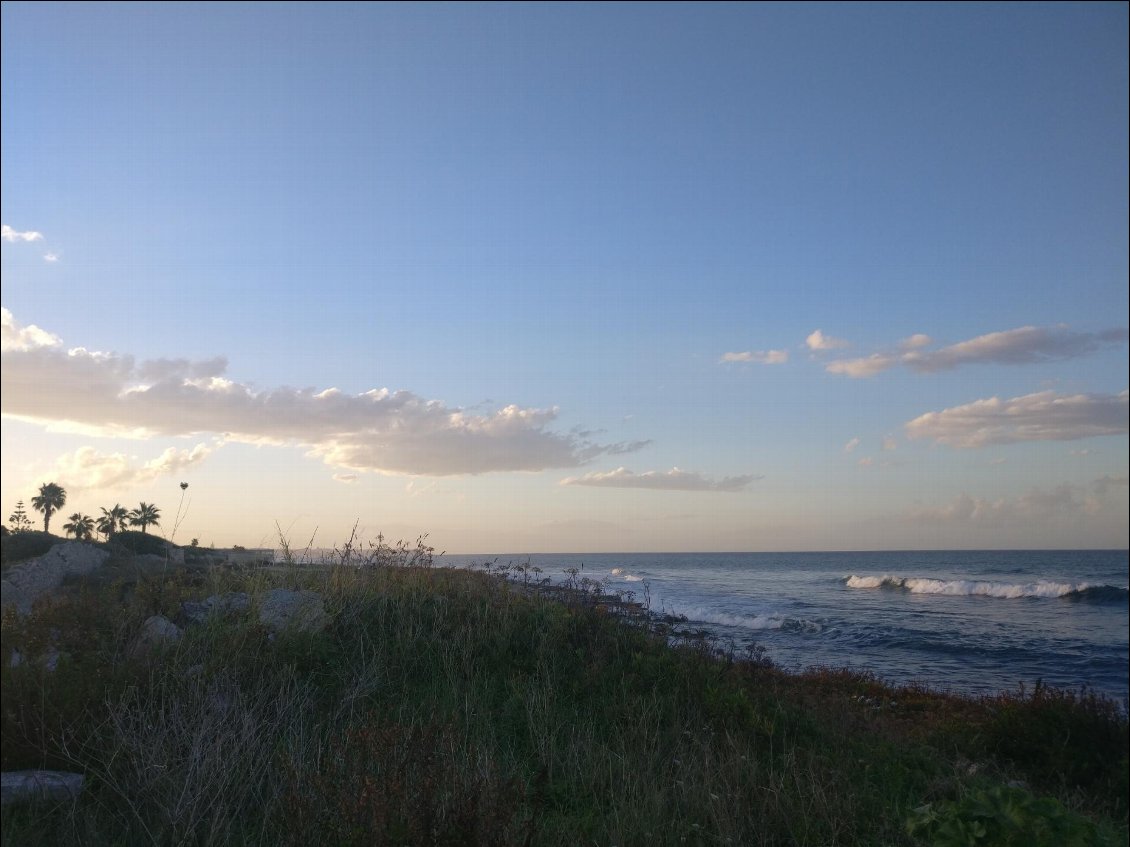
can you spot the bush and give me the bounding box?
[1,531,64,567]
[110,531,173,557]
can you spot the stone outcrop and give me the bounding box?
[258,589,328,633]
[133,615,183,654]
[1,542,110,614]
[0,770,84,806]
[180,592,251,626]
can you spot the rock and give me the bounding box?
[133,615,183,653]
[1,542,111,614]
[257,589,327,633]
[181,592,250,626]
[1,770,84,806]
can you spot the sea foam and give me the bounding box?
[843,574,1122,600]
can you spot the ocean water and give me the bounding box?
[442,550,1129,703]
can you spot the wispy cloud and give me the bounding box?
[907,477,1127,526]
[1,225,44,243]
[560,467,760,492]
[719,349,788,364]
[905,390,1129,448]
[0,309,642,476]
[48,443,216,492]
[843,437,861,453]
[332,473,358,484]
[43,253,59,263]
[824,325,1127,378]
[825,354,898,377]
[805,329,848,351]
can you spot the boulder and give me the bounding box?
[133,615,183,653]
[258,589,327,634]
[181,592,250,626]
[1,542,110,614]
[1,770,84,806]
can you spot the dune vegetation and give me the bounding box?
[1,531,1126,846]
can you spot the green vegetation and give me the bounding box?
[1,539,1126,846]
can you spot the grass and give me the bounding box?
[1,541,1126,846]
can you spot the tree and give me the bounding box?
[7,501,33,534]
[97,504,130,540]
[63,512,95,542]
[31,483,67,533]
[128,502,161,534]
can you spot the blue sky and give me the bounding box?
[2,2,1127,552]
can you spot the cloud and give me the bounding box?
[843,437,861,453]
[882,435,897,451]
[824,354,898,377]
[1,307,62,351]
[49,443,215,492]
[908,477,1127,526]
[898,334,932,351]
[720,349,788,364]
[902,326,1128,372]
[1,225,44,243]
[905,390,1129,448]
[805,329,848,351]
[825,325,1128,378]
[332,473,358,484]
[560,467,760,492]
[857,457,874,468]
[1,309,642,476]
[43,253,59,263]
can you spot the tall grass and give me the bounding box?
[2,547,1126,845]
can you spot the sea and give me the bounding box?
[440,550,1129,705]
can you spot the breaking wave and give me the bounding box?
[664,604,822,633]
[845,575,1128,602]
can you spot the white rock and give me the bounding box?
[0,542,110,614]
[257,589,327,633]
[134,615,183,653]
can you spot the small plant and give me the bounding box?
[906,784,1105,846]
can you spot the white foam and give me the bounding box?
[845,574,1093,599]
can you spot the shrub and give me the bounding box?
[1,531,64,567]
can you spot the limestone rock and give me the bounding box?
[181,592,251,626]
[257,589,327,633]
[134,615,183,653]
[1,770,84,806]
[1,542,110,614]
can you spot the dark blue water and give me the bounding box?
[444,550,1129,703]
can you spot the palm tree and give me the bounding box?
[63,512,95,542]
[31,482,67,533]
[98,504,129,539]
[128,502,161,534]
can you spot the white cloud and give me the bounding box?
[720,349,788,364]
[908,477,1126,527]
[857,457,874,468]
[843,437,861,453]
[898,333,932,350]
[43,253,60,263]
[1,307,62,351]
[49,443,215,492]
[1,309,642,476]
[560,467,760,492]
[825,325,1128,378]
[332,473,358,484]
[806,329,848,351]
[905,390,1129,448]
[902,326,1128,372]
[1,225,44,243]
[824,354,898,377]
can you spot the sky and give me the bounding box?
[2,2,1127,553]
